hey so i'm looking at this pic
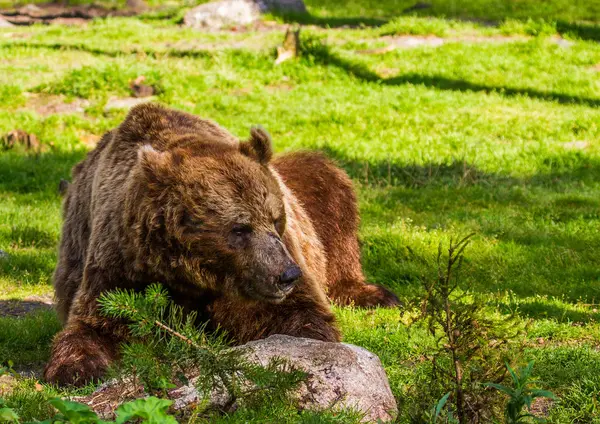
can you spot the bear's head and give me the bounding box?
[129,127,302,304]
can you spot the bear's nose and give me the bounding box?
[278,265,302,292]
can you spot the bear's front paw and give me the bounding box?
[44,325,117,387]
[44,354,109,387]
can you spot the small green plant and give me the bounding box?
[485,361,555,423]
[0,360,18,378]
[113,397,177,424]
[0,398,19,423]
[99,284,305,411]
[0,396,179,424]
[427,392,458,424]
[409,234,526,423]
[42,398,106,424]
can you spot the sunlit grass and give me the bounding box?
[0,4,599,421]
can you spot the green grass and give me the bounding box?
[1,1,600,422]
[303,0,600,23]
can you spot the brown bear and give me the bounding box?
[44,103,399,386]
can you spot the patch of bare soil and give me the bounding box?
[104,96,155,112]
[0,3,139,26]
[265,80,294,92]
[21,93,89,116]
[0,31,32,39]
[160,34,279,53]
[223,19,289,33]
[357,34,530,54]
[75,379,146,420]
[0,295,53,318]
[530,396,554,419]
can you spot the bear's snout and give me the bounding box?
[277,265,302,293]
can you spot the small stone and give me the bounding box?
[184,0,306,30]
[130,76,155,98]
[184,0,260,29]
[0,250,9,260]
[0,14,14,27]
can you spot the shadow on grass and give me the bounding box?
[0,249,56,286]
[3,40,233,60]
[274,5,600,38]
[269,10,387,28]
[301,39,600,108]
[0,308,59,367]
[317,147,600,305]
[3,226,58,249]
[321,145,600,189]
[557,20,600,42]
[498,300,600,324]
[0,149,85,195]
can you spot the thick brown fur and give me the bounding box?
[45,104,398,387]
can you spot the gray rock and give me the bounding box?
[0,250,8,260]
[170,335,397,422]
[184,0,260,29]
[184,0,306,29]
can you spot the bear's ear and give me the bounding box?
[137,145,173,184]
[240,126,273,165]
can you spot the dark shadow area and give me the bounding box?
[557,20,600,42]
[3,226,58,249]
[316,146,600,306]
[5,40,234,60]
[384,74,600,108]
[0,148,86,196]
[301,40,600,108]
[269,10,387,28]
[0,249,56,286]
[497,300,600,324]
[0,299,53,318]
[0,306,59,368]
[321,146,600,189]
[273,3,600,33]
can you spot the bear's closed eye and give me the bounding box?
[231,224,252,236]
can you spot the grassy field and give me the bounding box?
[1,0,600,422]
